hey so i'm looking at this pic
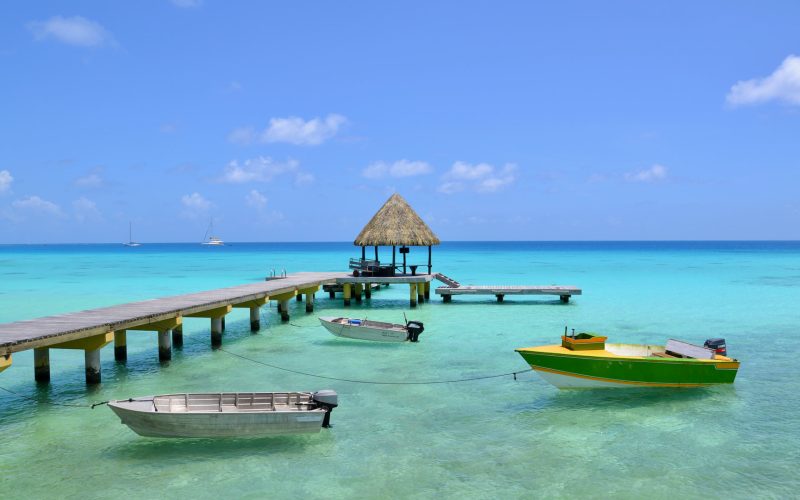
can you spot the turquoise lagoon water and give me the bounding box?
[0,242,798,498]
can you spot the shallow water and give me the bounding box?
[0,242,798,498]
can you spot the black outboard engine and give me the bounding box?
[704,338,727,356]
[312,390,338,428]
[406,321,424,342]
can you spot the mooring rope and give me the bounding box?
[0,384,97,408]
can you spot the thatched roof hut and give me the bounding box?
[354,193,440,247]
[352,193,439,275]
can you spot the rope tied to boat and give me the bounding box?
[0,384,106,409]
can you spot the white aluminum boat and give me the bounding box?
[108,390,338,438]
[319,316,424,342]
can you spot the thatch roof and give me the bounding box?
[354,193,440,246]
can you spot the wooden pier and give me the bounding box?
[435,284,582,303]
[0,272,346,384]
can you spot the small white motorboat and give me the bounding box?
[319,316,424,342]
[108,390,338,438]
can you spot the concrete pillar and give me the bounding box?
[211,316,223,347]
[34,348,50,383]
[329,290,335,299]
[443,294,452,303]
[158,330,172,361]
[114,330,127,362]
[496,294,505,303]
[410,283,417,308]
[424,281,431,301]
[221,316,226,332]
[279,299,290,322]
[365,283,372,299]
[172,325,183,349]
[296,294,303,302]
[343,284,351,306]
[560,295,570,304]
[250,305,261,332]
[418,283,425,304]
[305,292,314,313]
[355,283,363,303]
[85,349,101,384]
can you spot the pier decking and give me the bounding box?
[0,272,346,383]
[435,285,582,303]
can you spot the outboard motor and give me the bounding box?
[704,338,727,356]
[312,390,338,428]
[406,321,424,342]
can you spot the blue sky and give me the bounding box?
[1,1,799,243]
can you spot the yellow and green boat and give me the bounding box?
[515,331,740,388]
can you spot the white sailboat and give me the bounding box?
[202,219,224,246]
[123,222,141,247]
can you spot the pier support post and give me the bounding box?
[354,283,363,303]
[250,306,261,331]
[34,348,50,383]
[211,316,223,347]
[296,294,303,302]
[418,284,425,304]
[496,294,505,303]
[560,295,570,304]
[365,283,372,300]
[305,292,314,313]
[221,316,226,332]
[443,294,452,303]
[343,284,351,306]
[410,283,417,308]
[329,290,335,299]
[172,325,183,349]
[158,330,171,362]
[424,282,430,301]
[279,300,290,322]
[85,349,101,384]
[114,330,127,362]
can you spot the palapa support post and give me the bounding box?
[85,348,101,385]
[211,316,223,347]
[158,329,172,362]
[409,283,417,308]
[424,281,430,301]
[172,325,183,348]
[305,292,314,313]
[496,294,505,303]
[560,295,570,304]
[343,283,351,306]
[365,282,372,299]
[34,348,50,383]
[114,330,127,362]
[250,306,260,331]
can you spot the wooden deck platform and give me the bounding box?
[435,285,582,303]
[0,272,347,383]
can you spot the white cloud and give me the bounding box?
[439,162,518,193]
[262,114,346,145]
[28,16,113,47]
[363,160,432,179]
[295,172,315,186]
[12,195,64,217]
[245,189,267,209]
[0,170,12,193]
[227,126,256,145]
[75,169,104,188]
[73,197,101,222]
[219,157,300,183]
[171,0,203,7]
[727,55,800,106]
[624,164,667,183]
[181,192,211,218]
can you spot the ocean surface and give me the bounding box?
[0,242,798,499]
